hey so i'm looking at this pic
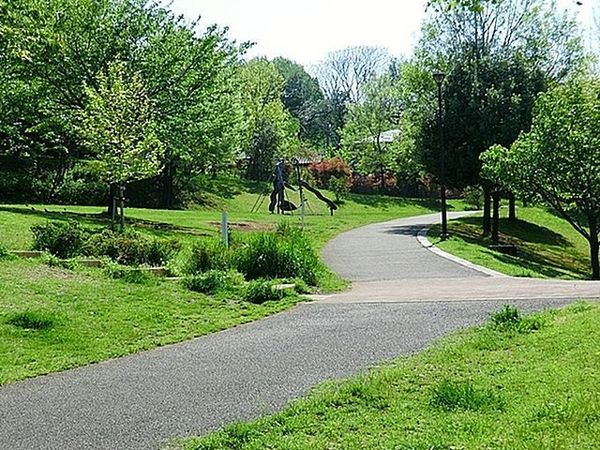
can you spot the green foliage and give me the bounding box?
[430,380,504,411]
[490,305,544,333]
[31,220,88,258]
[243,279,284,304]
[463,186,484,210]
[328,176,351,202]
[481,78,600,279]
[240,58,300,180]
[80,60,163,186]
[342,75,402,175]
[0,244,8,258]
[104,263,158,285]
[183,239,231,275]
[85,229,179,266]
[183,270,244,295]
[6,311,57,331]
[235,226,321,285]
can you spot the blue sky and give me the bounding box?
[168,0,597,65]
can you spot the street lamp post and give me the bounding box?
[433,72,448,241]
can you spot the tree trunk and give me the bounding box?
[590,215,599,280]
[509,193,516,221]
[107,183,118,220]
[492,192,500,245]
[162,159,175,209]
[483,186,492,236]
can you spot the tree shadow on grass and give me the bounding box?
[448,218,588,279]
[347,193,458,211]
[0,206,208,237]
[456,216,571,247]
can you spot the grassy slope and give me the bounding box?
[175,303,600,450]
[0,258,301,385]
[0,180,461,384]
[429,206,591,279]
[0,177,464,251]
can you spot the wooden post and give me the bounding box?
[221,211,229,248]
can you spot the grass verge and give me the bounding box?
[173,302,600,450]
[0,258,301,385]
[429,206,591,279]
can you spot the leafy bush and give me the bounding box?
[183,239,231,275]
[328,175,350,202]
[85,229,179,266]
[6,311,57,331]
[244,279,284,304]
[183,270,244,295]
[31,220,88,258]
[234,226,321,285]
[0,243,8,258]
[463,186,484,210]
[308,157,352,189]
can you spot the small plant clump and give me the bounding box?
[244,279,285,304]
[430,380,504,412]
[183,270,245,295]
[183,239,231,275]
[31,220,89,258]
[85,229,179,266]
[6,311,57,331]
[490,305,545,333]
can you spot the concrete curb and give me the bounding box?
[417,227,507,278]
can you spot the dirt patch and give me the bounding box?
[208,221,275,232]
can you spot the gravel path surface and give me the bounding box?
[1,212,596,450]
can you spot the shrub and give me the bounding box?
[463,186,484,210]
[328,175,351,202]
[183,270,244,295]
[84,229,179,266]
[6,311,57,331]
[234,227,321,285]
[0,243,8,258]
[31,220,88,258]
[244,279,284,304]
[308,157,352,189]
[183,239,231,275]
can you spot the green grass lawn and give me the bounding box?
[0,182,463,385]
[0,258,302,385]
[429,206,592,279]
[173,302,600,450]
[0,179,464,252]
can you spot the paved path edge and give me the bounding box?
[417,226,507,278]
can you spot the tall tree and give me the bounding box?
[341,75,402,179]
[481,78,600,279]
[272,57,327,148]
[80,60,163,221]
[239,58,300,180]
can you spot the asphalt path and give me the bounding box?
[0,212,596,450]
[322,212,484,281]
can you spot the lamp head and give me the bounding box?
[433,72,446,85]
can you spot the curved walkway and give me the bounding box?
[1,213,598,450]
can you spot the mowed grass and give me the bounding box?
[0,258,301,385]
[0,181,463,384]
[174,302,600,450]
[429,206,592,279]
[0,177,464,252]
